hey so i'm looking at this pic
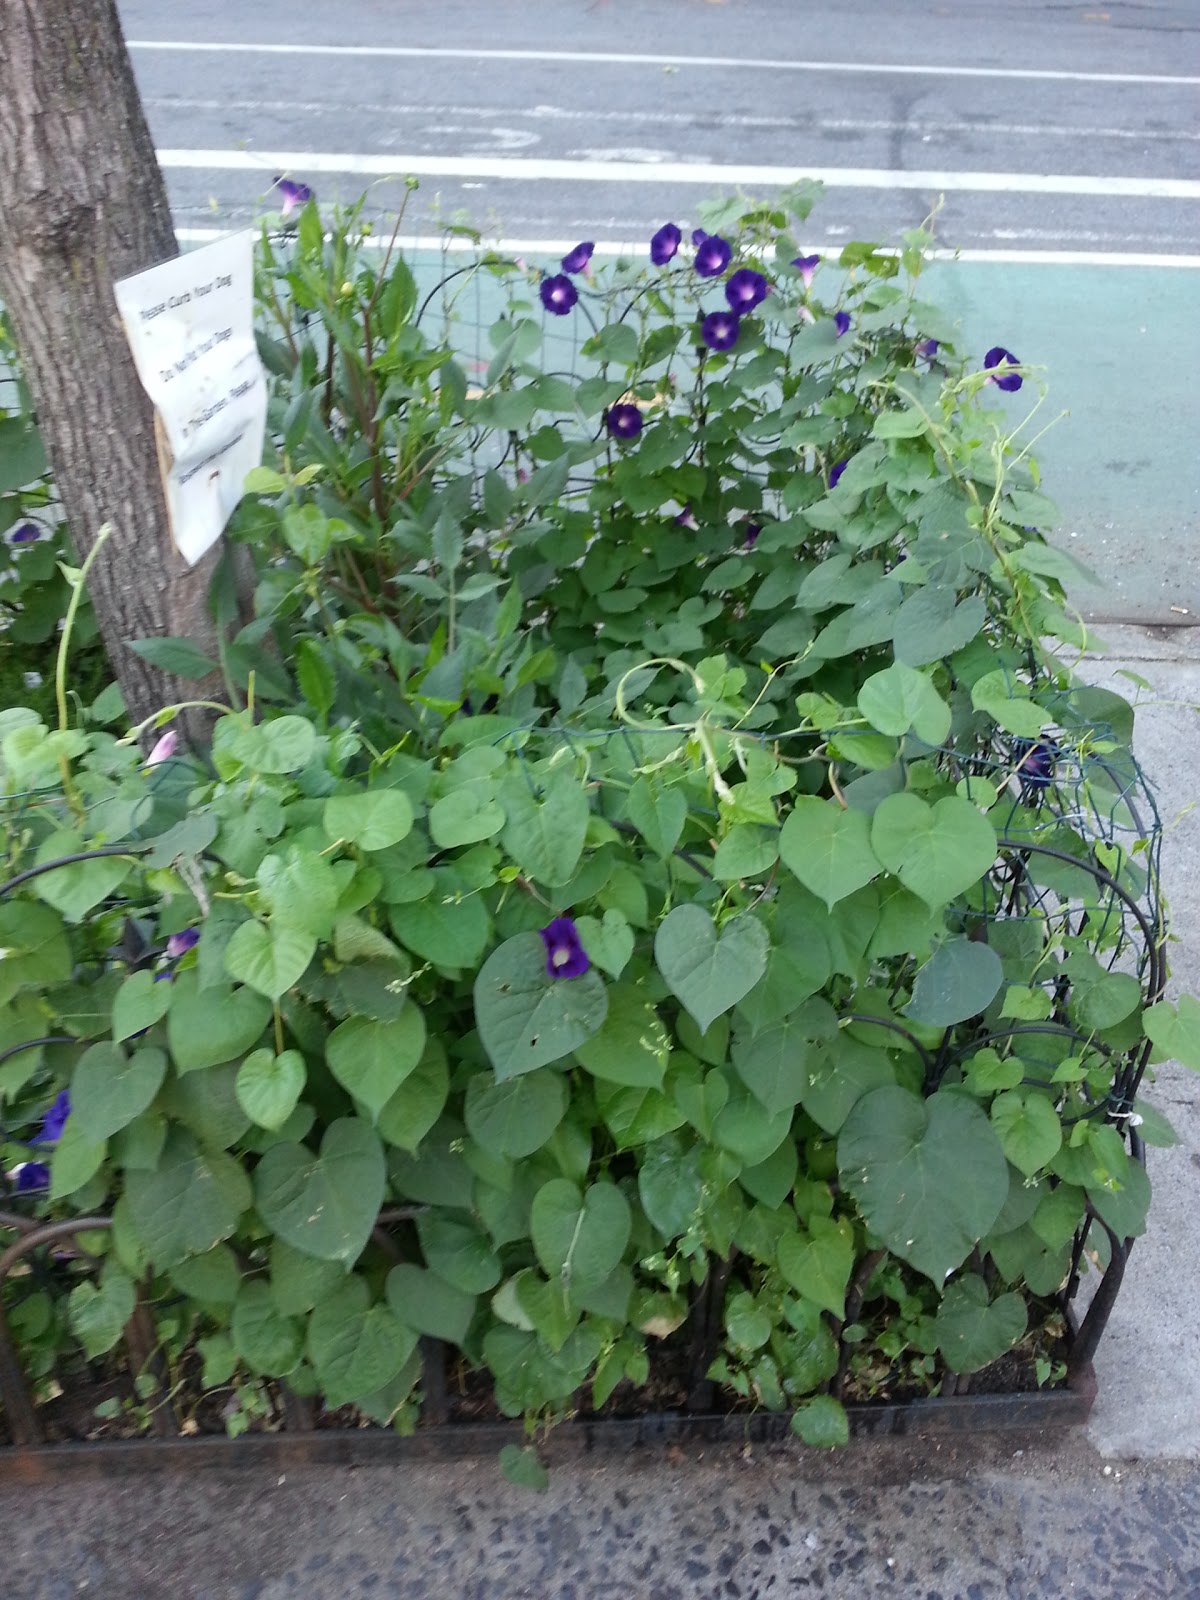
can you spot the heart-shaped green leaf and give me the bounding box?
[307,1277,416,1407]
[71,1042,166,1141]
[474,931,608,1080]
[235,1048,307,1131]
[731,1000,838,1116]
[906,939,1004,1026]
[32,831,130,922]
[531,1179,631,1293]
[575,910,634,979]
[626,775,687,859]
[574,984,669,1089]
[125,1128,251,1266]
[231,1279,304,1375]
[325,1009,427,1122]
[779,797,881,911]
[935,1274,1027,1373]
[464,1068,568,1158]
[167,973,271,1073]
[254,1118,385,1265]
[990,1090,1063,1178]
[838,1086,1008,1283]
[654,906,769,1035]
[386,1264,477,1344]
[500,771,589,887]
[111,971,174,1043]
[777,1216,855,1318]
[871,792,997,908]
[323,788,414,851]
[857,661,951,746]
[224,919,316,1001]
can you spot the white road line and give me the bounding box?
[143,99,1200,144]
[172,227,1200,267]
[156,150,1200,200]
[128,40,1200,87]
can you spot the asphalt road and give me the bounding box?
[118,0,1200,256]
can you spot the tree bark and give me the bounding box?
[0,0,226,740]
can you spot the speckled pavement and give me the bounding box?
[2,1434,1199,1600]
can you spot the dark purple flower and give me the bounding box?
[15,1162,50,1193]
[984,346,1023,392]
[691,228,708,247]
[701,309,740,353]
[915,338,939,361]
[675,504,698,530]
[166,928,200,959]
[34,1090,71,1145]
[650,223,682,266]
[743,522,761,550]
[561,241,594,275]
[1013,738,1054,792]
[539,917,590,980]
[8,523,40,546]
[694,235,733,278]
[272,176,312,218]
[792,253,821,290]
[829,461,847,490]
[606,404,644,440]
[540,274,578,315]
[725,268,768,314]
[834,311,851,338]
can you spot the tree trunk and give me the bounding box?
[0,0,227,742]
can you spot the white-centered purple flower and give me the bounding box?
[829,461,848,490]
[915,338,939,361]
[675,505,698,530]
[539,917,590,979]
[34,1090,71,1145]
[984,346,1023,392]
[561,241,594,275]
[606,404,644,440]
[146,729,179,766]
[14,1161,50,1193]
[540,274,578,315]
[8,523,40,546]
[166,928,200,960]
[272,176,313,218]
[701,310,740,353]
[725,268,768,314]
[791,253,821,290]
[834,311,851,338]
[694,235,733,278]
[650,223,682,265]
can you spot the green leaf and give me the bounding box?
[170,1246,241,1306]
[873,406,928,440]
[1144,996,1200,1071]
[235,1048,307,1131]
[797,1032,895,1135]
[231,1279,304,1375]
[857,662,951,746]
[128,636,219,678]
[258,849,340,938]
[324,789,414,851]
[224,919,316,1001]
[125,1128,251,1266]
[530,1179,631,1293]
[68,1266,136,1360]
[906,939,1004,1026]
[626,775,687,859]
[474,931,609,1079]
[638,1140,704,1240]
[254,1118,385,1265]
[111,971,174,1042]
[416,1213,502,1293]
[970,670,1047,738]
[935,1274,1027,1373]
[574,984,669,1088]
[838,1086,1009,1283]
[167,973,271,1073]
[990,1090,1062,1178]
[575,910,634,979]
[428,786,506,849]
[386,1264,476,1344]
[499,1444,550,1491]
[893,585,986,667]
[307,1277,416,1407]
[791,1395,849,1448]
[500,771,589,887]
[325,1009,427,1123]
[777,1216,854,1318]
[1063,953,1141,1031]
[731,1001,837,1116]
[376,1040,450,1153]
[871,792,997,908]
[712,825,780,881]
[71,1042,167,1141]
[779,797,881,911]
[296,638,335,719]
[464,1068,568,1158]
[49,1120,107,1201]
[654,906,769,1035]
[270,1238,344,1317]
[32,831,130,922]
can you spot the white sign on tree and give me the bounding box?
[114,232,266,567]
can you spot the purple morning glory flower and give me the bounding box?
[691,228,708,246]
[540,274,578,315]
[694,235,733,278]
[166,928,200,959]
[984,346,1023,392]
[725,268,768,314]
[539,917,590,979]
[1013,739,1054,791]
[8,523,40,545]
[916,338,939,361]
[701,310,740,353]
[561,241,594,275]
[272,176,312,218]
[675,505,698,530]
[829,461,847,490]
[14,1161,50,1193]
[834,311,851,338]
[606,404,644,440]
[792,253,821,290]
[34,1090,71,1145]
[650,223,682,265]
[743,522,761,550]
